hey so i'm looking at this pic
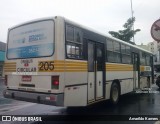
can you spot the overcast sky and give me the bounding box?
[0,0,160,45]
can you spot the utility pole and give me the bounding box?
[130,0,135,43]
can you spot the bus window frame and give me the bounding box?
[6,19,55,60]
[65,24,84,60]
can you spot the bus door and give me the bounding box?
[87,41,105,103]
[132,53,140,90]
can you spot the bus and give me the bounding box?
[3,16,154,106]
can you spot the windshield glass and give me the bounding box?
[7,19,54,59]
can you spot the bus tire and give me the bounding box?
[110,82,120,105]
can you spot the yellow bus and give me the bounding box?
[3,16,154,106]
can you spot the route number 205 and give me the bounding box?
[39,61,54,71]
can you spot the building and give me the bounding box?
[137,43,150,51]
[137,41,159,60]
[137,41,160,71]
[0,41,6,77]
[147,41,158,57]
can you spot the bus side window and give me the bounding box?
[106,40,121,63]
[66,44,76,58]
[146,55,150,66]
[66,25,74,42]
[65,24,83,59]
[113,42,121,63]
[74,28,83,43]
[140,52,146,65]
[121,44,131,64]
[106,40,114,62]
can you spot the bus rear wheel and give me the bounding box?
[110,82,120,104]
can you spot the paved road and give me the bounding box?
[1,79,160,124]
[0,79,34,114]
[0,80,19,106]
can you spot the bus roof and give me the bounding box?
[8,17,55,30]
[8,16,153,55]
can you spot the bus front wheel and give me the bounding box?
[110,82,120,104]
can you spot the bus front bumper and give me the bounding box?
[3,89,64,106]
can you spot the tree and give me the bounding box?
[108,17,140,44]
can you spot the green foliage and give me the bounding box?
[108,17,141,43]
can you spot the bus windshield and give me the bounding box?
[7,20,54,59]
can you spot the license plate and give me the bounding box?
[22,75,32,82]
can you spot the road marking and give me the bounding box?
[42,111,60,115]
[0,103,36,114]
[154,121,160,124]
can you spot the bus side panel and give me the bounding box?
[105,82,112,100]
[120,78,134,95]
[64,85,87,106]
[105,71,134,98]
[64,71,87,106]
[64,72,87,86]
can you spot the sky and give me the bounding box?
[0,0,160,45]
